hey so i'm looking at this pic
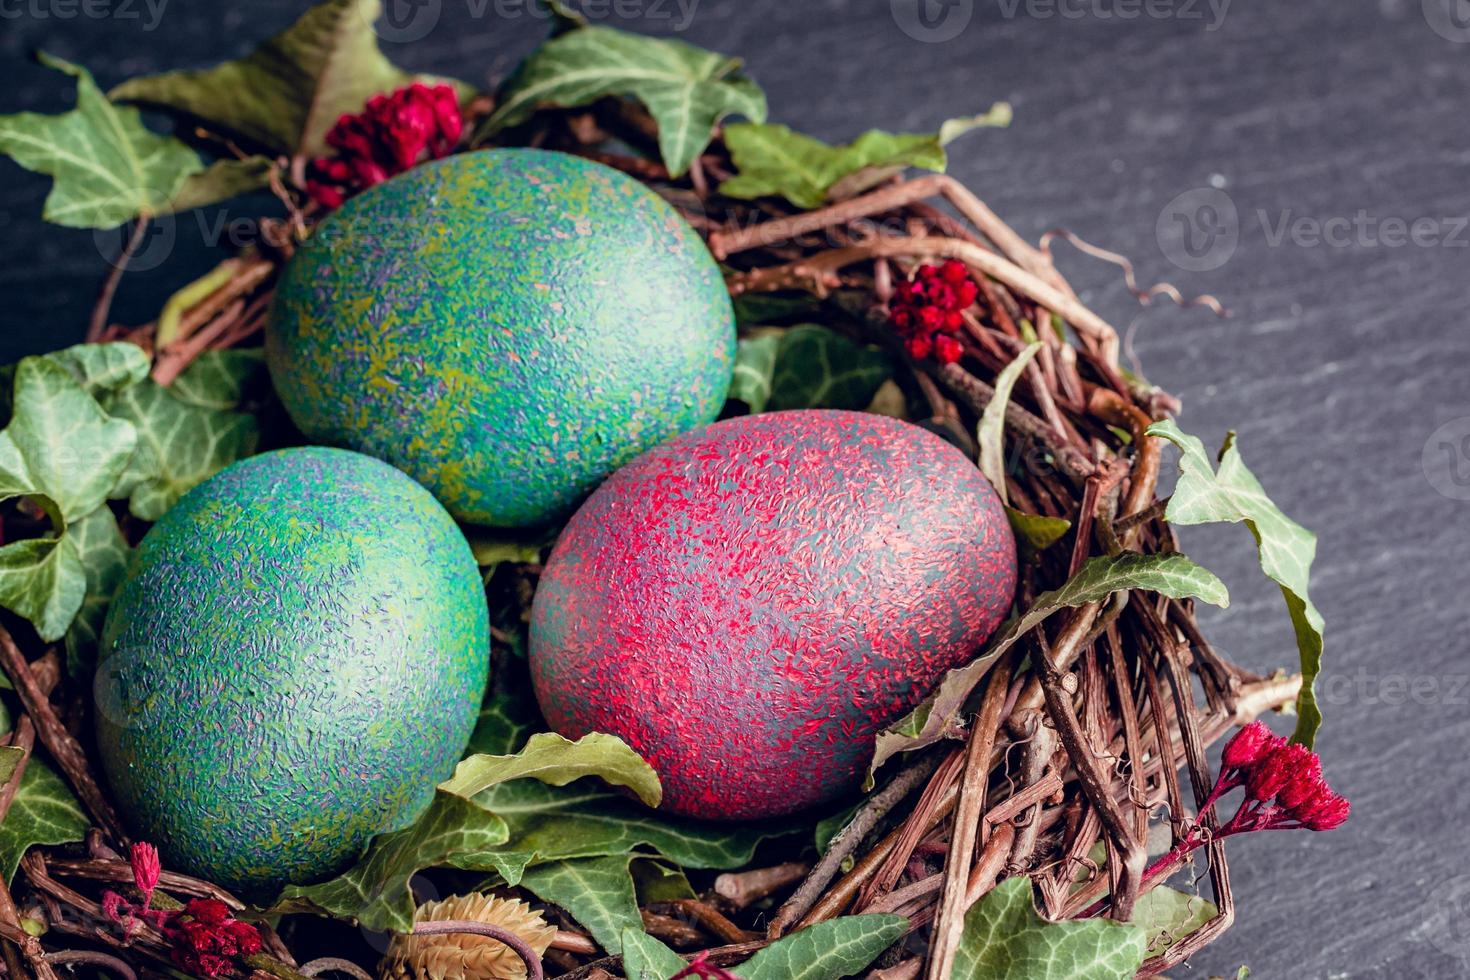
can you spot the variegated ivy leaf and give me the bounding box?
[0,54,204,228]
[719,103,1011,210]
[519,855,643,955]
[0,759,90,883]
[953,878,1146,979]
[102,352,264,521]
[1149,420,1326,745]
[61,507,130,679]
[868,552,1229,782]
[111,0,469,159]
[481,25,767,177]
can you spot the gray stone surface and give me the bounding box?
[2,1,1468,975]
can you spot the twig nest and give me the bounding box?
[382,894,556,980]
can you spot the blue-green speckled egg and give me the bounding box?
[95,447,489,897]
[266,148,736,527]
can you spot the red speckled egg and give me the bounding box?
[528,410,1017,820]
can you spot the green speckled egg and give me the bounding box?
[266,148,736,527]
[95,447,489,897]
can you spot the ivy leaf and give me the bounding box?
[977,343,1041,504]
[43,343,150,396]
[719,104,1011,209]
[465,682,542,757]
[1006,509,1072,552]
[110,0,463,158]
[275,791,509,932]
[767,325,892,413]
[441,731,661,807]
[102,355,262,521]
[1131,887,1217,957]
[1148,420,1326,746]
[632,860,696,904]
[621,927,687,980]
[0,54,203,228]
[0,759,90,882]
[869,552,1228,781]
[481,26,767,177]
[952,877,1146,979]
[731,292,820,328]
[166,156,277,213]
[60,507,130,679]
[519,855,642,954]
[164,350,266,410]
[728,332,779,413]
[735,915,907,980]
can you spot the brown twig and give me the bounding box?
[87,216,149,343]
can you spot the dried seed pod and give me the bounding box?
[382,894,556,980]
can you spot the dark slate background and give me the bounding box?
[3,1,1468,976]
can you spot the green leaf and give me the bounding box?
[631,859,696,903]
[1005,508,1071,552]
[952,877,1146,979]
[1131,887,1216,957]
[1148,420,1326,745]
[720,104,1010,209]
[0,759,90,883]
[729,332,780,413]
[110,0,463,158]
[869,552,1228,780]
[465,529,553,572]
[275,790,509,932]
[441,731,661,807]
[481,26,767,176]
[0,538,84,646]
[768,325,892,413]
[0,54,203,228]
[519,855,642,954]
[44,343,150,396]
[102,358,262,521]
[0,748,24,789]
[466,682,542,757]
[164,350,265,410]
[730,292,821,327]
[166,156,277,213]
[61,507,130,678]
[620,927,687,980]
[735,914,907,980]
[977,343,1041,505]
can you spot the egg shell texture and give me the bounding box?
[529,410,1017,820]
[96,447,489,897]
[266,148,736,527]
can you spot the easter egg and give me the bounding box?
[95,447,489,896]
[266,148,736,528]
[529,410,1017,820]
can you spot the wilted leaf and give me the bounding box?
[720,104,1011,209]
[166,156,277,213]
[768,325,891,412]
[870,552,1228,780]
[481,26,767,176]
[276,791,509,933]
[952,877,1146,979]
[0,54,203,228]
[61,507,130,678]
[441,731,661,807]
[1131,887,1217,957]
[736,915,906,980]
[111,0,463,158]
[1149,421,1325,745]
[103,360,262,521]
[519,855,641,954]
[1005,508,1071,552]
[0,759,90,882]
[977,343,1041,505]
[729,332,779,412]
[621,927,687,980]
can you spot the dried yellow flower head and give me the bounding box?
[381,893,557,980]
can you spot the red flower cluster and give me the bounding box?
[307,83,464,209]
[888,259,979,364]
[1211,720,1350,833]
[103,843,263,978]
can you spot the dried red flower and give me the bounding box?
[306,83,464,209]
[130,841,161,907]
[1220,720,1279,770]
[165,898,263,977]
[888,260,979,364]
